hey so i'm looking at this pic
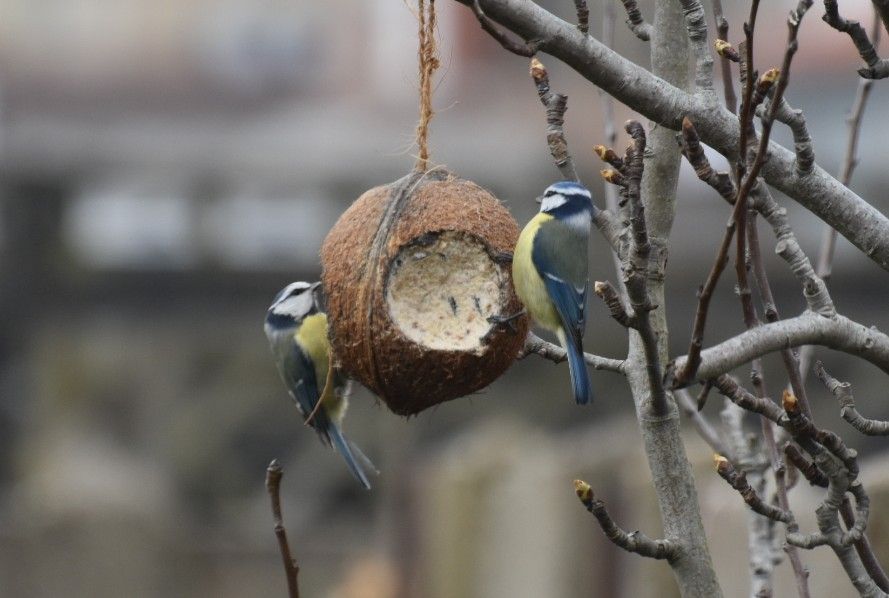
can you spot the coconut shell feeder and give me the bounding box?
[319,1,527,415]
[321,170,528,416]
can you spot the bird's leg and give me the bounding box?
[480,309,526,343]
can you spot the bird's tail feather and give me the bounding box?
[560,329,593,405]
[327,424,373,489]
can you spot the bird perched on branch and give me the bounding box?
[512,181,593,404]
[264,281,373,489]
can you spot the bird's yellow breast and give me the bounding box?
[295,313,330,389]
[513,212,561,331]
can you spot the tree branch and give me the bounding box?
[720,400,787,598]
[469,0,536,57]
[816,361,889,436]
[754,184,835,318]
[620,122,670,418]
[678,0,714,93]
[823,0,889,79]
[529,57,578,181]
[521,332,625,373]
[668,312,889,386]
[800,7,881,377]
[714,454,793,524]
[675,388,733,459]
[710,1,737,113]
[528,56,621,250]
[713,380,888,595]
[453,0,889,273]
[619,0,653,41]
[266,460,301,598]
[784,443,829,488]
[574,480,679,560]
[572,0,589,34]
[756,92,815,176]
[597,1,629,300]
[623,0,722,593]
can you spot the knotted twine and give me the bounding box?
[415,0,440,172]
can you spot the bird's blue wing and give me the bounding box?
[285,342,373,489]
[532,218,592,404]
[285,343,335,444]
[531,219,588,345]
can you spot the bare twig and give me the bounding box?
[696,379,713,411]
[675,388,733,459]
[715,454,793,523]
[266,460,301,598]
[574,480,679,560]
[840,497,889,592]
[784,443,829,488]
[678,117,736,202]
[598,2,628,296]
[470,0,536,56]
[529,57,578,181]
[710,0,738,112]
[620,0,653,41]
[671,226,726,386]
[720,400,785,597]
[678,0,714,93]
[823,0,889,79]
[799,9,881,377]
[529,56,621,249]
[754,184,835,318]
[757,93,815,176]
[714,379,887,594]
[521,332,625,373]
[814,78,875,283]
[453,0,889,272]
[674,0,813,388]
[816,362,889,436]
[594,280,632,328]
[573,0,589,34]
[711,375,785,423]
[619,121,669,417]
[679,145,825,416]
[727,5,812,403]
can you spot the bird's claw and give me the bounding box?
[480,310,526,344]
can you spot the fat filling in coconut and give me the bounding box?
[386,231,507,353]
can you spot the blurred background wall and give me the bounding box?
[0,0,888,596]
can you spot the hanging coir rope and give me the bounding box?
[415,0,440,172]
[319,0,528,416]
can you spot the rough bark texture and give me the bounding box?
[670,312,889,384]
[625,2,722,596]
[454,1,889,595]
[452,0,889,272]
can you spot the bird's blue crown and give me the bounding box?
[265,281,319,329]
[539,181,593,215]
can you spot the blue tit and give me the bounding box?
[512,181,593,405]
[264,281,373,489]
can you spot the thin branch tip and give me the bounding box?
[265,459,301,598]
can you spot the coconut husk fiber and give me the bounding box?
[320,169,528,415]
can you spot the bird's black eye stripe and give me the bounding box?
[544,190,556,197]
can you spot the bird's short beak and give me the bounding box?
[310,281,324,309]
[535,195,543,204]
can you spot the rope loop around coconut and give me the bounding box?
[360,169,435,393]
[415,0,440,172]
